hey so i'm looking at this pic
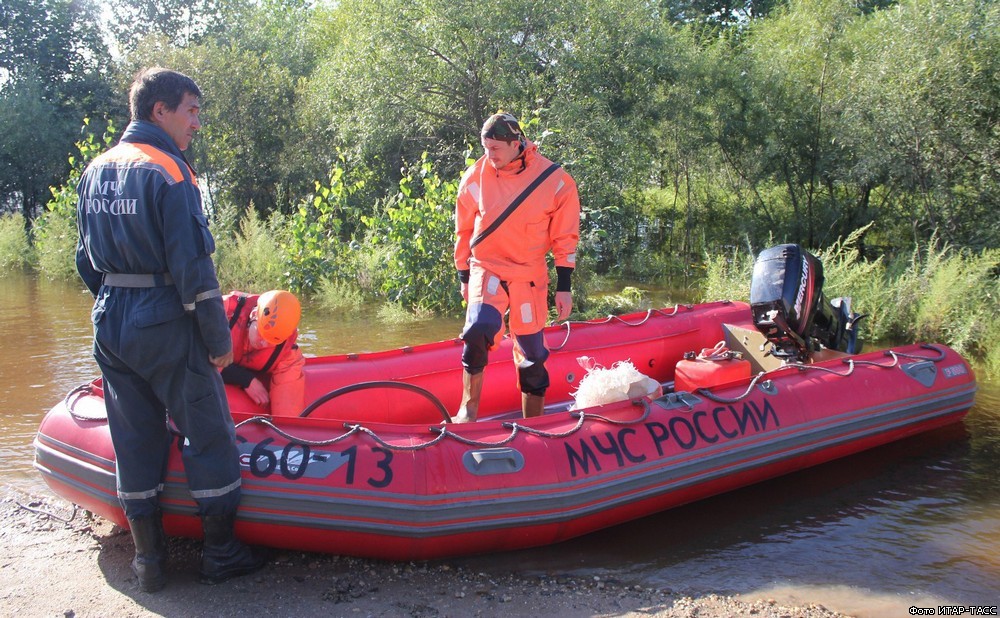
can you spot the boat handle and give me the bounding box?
[464,448,525,475]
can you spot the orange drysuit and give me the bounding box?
[454,139,580,394]
[454,140,580,289]
[221,292,305,416]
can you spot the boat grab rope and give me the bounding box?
[234,416,451,452]
[549,304,692,351]
[234,416,365,447]
[696,344,949,404]
[432,400,655,447]
[694,372,772,405]
[232,399,655,451]
[65,382,107,421]
[858,344,948,366]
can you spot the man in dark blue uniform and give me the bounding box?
[76,67,263,591]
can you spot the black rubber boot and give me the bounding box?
[199,514,265,585]
[128,511,167,592]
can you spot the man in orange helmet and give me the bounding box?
[221,290,306,416]
[452,112,581,422]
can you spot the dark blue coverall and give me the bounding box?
[76,120,241,520]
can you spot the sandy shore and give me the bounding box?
[1,491,855,618]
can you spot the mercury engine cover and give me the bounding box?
[749,244,862,361]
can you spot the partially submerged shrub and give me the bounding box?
[0,215,32,274]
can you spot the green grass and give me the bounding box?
[213,205,290,293]
[33,213,78,282]
[0,215,33,275]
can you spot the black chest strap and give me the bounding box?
[470,163,561,249]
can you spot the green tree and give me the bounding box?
[840,0,1000,249]
[191,42,303,216]
[685,0,998,254]
[120,0,320,218]
[108,0,230,51]
[0,0,108,93]
[658,0,782,27]
[0,74,73,229]
[646,30,760,268]
[0,0,114,231]
[738,0,863,248]
[300,0,682,271]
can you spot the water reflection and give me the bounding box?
[454,421,1000,607]
[2,276,98,489]
[5,274,999,616]
[0,275,463,493]
[296,309,462,358]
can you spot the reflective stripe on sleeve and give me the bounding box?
[184,288,223,311]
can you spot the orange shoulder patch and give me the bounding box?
[98,142,197,187]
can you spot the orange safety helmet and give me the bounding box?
[255,290,301,345]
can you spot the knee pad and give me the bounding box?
[515,331,550,395]
[461,305,503,373]
[517,361,549,396]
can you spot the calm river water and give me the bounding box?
[3,274,998,616]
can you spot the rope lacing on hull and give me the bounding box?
[549,304,689,351]
[232,398,656,451]
[695,343,949,405]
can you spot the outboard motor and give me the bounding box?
[749,244,863,362]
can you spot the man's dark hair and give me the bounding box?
[129,67,202,122]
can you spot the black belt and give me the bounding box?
[103,273,174,288]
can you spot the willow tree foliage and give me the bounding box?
[838,0,1000,249]
[0,0,114,228]
[108,0,232,52]
[737,0,863,248]
[5,0,996,307]
[649,0,997,262]
[298,0,683,272]
[119,0,317,219]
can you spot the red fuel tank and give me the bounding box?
[674,344,751,392]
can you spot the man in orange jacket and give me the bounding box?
[452,112,581,422]
[221,290,305,416]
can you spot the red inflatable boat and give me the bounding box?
[34,298,977,560]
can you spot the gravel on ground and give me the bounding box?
[1,492,853,618]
